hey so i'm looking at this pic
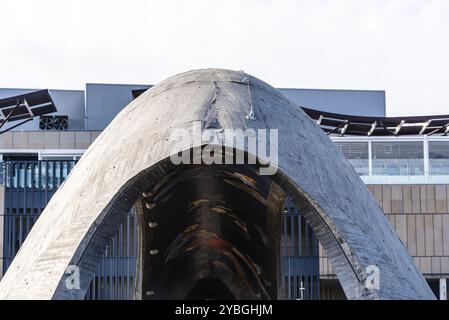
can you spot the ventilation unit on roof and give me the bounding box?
[39,115,69,131]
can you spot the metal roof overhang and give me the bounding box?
[0,89,56,133]
[302,107,449,136]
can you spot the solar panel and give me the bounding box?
[302,107,449,136]
[0,90,56,131]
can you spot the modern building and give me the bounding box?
[0,79,447,300]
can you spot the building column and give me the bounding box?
[440,279,447,300]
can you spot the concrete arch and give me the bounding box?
[0,69,434,300]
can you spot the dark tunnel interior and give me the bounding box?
[136,163,286,300]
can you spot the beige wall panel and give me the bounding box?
[59,132,75,149]
[431,257,441,274]
[420,257,432,274]
[436,200,447,214]
[426,199,436,214]
[412,199,421,214]
[420,200,427,214]
[426,185,435,199]
[441,257,449,274]
[404,199,412,213]
[75,132,91,149]
[412,186,421,200]
[443,215,449,256]
[12,132,29,149]
[382,185,391,200]
[407,215,417,256]
[416,215,425,256]
[434,214,443,256]
[43,132,60,149]
[28,132,44,149]
[447,186,449,214]
[420,186,428,214]
[391,185,402,200]
[0,132,13,149]
[392,200,403,214]
[424,215,434,256]
[435,186,447,200]
[403,186,411,200]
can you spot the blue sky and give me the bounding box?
[1,0,448,116]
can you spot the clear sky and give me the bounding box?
[1,0,448,116]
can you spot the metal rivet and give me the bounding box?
[254,264,262,275]
[149,249,159,255]
[149,222,158,228]
[145,202,156,210]
[142,191,153,198]
[145,290,154,296]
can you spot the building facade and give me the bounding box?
[0,83,447,300]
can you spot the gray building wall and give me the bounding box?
[85,84,150,131]
[2,85,386,133]
[279,88,386,117]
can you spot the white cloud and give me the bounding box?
[0,0,448,116]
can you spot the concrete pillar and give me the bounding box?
[440,279,447,300]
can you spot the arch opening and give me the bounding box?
[135,160,286,300]
[62,147,355,300]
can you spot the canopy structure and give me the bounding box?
[303,107,449,136]
[0,89,57,134]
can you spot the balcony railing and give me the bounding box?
[332,136,449,184]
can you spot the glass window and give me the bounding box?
[429,141,449,176]
[47,162,54,189]
[40,162,47,189]
[26,163,32,189]
[334,142,369,176]
[372,141,424,176]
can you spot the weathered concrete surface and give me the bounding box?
[0,69,435,300]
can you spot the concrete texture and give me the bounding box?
[0,69,435,300]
